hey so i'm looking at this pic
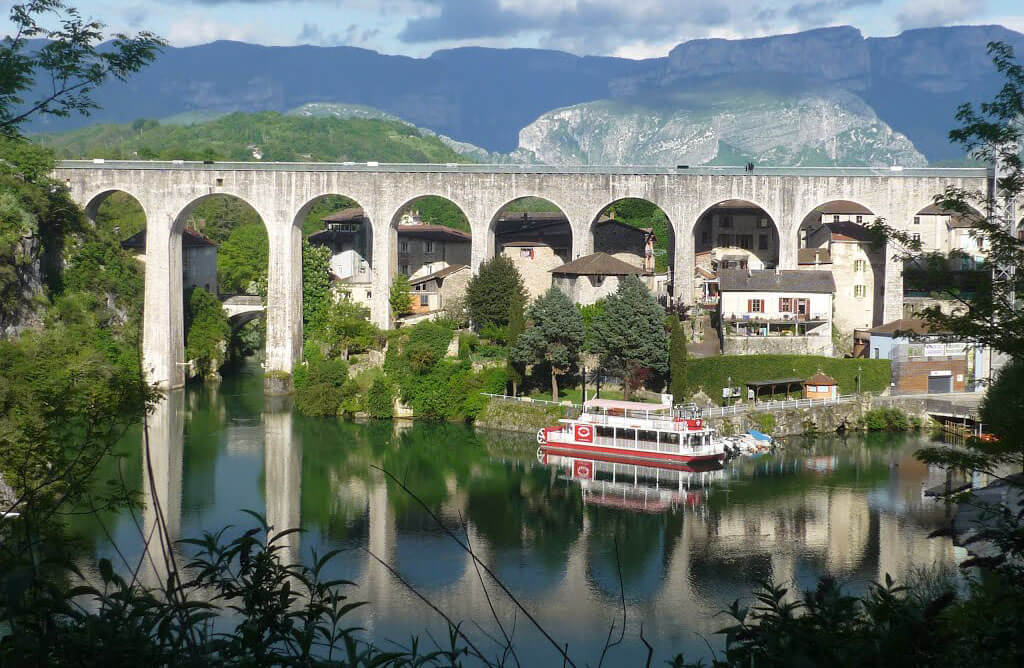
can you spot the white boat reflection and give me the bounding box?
[540,449,727,513]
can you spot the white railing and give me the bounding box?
[706,394,858,417]
[481,393,579,409]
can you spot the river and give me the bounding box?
[74,361,961,665]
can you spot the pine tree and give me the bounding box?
[465,254,526,331]
[506,291,526,396]
[669,314,689,403]
[510,287,585,402]
[589,276,668,399]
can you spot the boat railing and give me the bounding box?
[547,427,721,456]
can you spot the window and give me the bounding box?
[779,297,792,312]
[425,241,434,253]
[854,259,866,272]
[520,248,534,259]
[758,218,769,229]
[747,299,764,313]
[738,234,753,250]
[419,295,429,307]
[399,241,409,253]
[833,215,840,223]
[702,229,710,244]
[873,347,879,359]
[854,284,867,298]
[399,263,409,275]
[759,234,769,250]
[721,216,733,228]
[912,233,921,243]
[913,216,921,225]
[856,215,863,224]
[717,234,731,247]
[415,283,424,291]
[594,275,605,286]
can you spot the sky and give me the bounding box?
[8,0,1024,59]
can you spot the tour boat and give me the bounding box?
[537,398,728,465]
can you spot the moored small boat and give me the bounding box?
[538,399,728,465]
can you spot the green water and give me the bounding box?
[77,362,960,665]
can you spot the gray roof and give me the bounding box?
[719,269,836,294]
[409,264,469,285]
[551,252,642,276]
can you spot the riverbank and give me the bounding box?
[473,394,950,438]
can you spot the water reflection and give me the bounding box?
[140,391,184,589]
[90,368,961,664]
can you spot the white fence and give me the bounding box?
[706,394,858,417]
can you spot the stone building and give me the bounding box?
[407,264,471,318]
[501,241,565,301]
[551,252,642,305]
[592,217,656,272]
[800,219,885,339]
[398,223,471,279]
[718,269,835,356]
[122,227,218,296]
[308,208,373,307]
[694,200,779,270]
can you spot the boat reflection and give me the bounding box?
[540,449,727,514]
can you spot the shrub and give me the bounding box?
[184,287,230,378]
[365,376,395,418]
[458,331,479,359]
[293,352,350,417]
[859,407,911,432]
[752,412,776,433]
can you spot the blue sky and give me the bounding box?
[8,0,1024,58]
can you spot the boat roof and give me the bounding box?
[584,398,671,412]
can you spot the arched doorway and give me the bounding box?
[490,196,571,301]
[389,195,472,324]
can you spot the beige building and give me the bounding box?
[694,200,779,270]
[501,241,565,301]
[309,208,374,308]
[718,269,835,356]
[800,220,885,340]
[551,252,642,305]
[122,227,218,296]
[407,264,471,319]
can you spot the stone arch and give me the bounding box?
[83,188,149,233]
[293,194,375,309]
[488,196,573,301]
[585,197,674,305]
[386,195,473,324]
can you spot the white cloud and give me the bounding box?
[897,0,988,30]
[167,14,263,46]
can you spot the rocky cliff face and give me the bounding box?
[516,91,926,167]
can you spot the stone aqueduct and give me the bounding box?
[54,160,992,389]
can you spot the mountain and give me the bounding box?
[36,112,472,163]
[516,90,926,167]
[21,25,1024,164]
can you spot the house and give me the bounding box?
[694,200,779,270]
[804,372,838,399]
[501,241,566,300]
[551,252,642,305]
[308,208,373,307]
[593,217,657,273]
[397,222,471,279]
[868,318,990,394]
[122,227,218,296]
[406,264,471,320]
[718,269,835,356]
[800,219,885,340]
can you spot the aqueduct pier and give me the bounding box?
[54,160,992,389]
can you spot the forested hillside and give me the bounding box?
[36,112,474,163]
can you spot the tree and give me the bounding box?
[589,276,668,399]
[389,273,413,320]
[465,254,525,331]
[184,286,230,379]
[302,240,332,337]
[669,315,689,403]
[506,291,525,396]
[510,287,585,402]
[1,1,165,137]
[318,296,381,360]
[217,223,268,295]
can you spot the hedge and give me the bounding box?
[687,355,891,405]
